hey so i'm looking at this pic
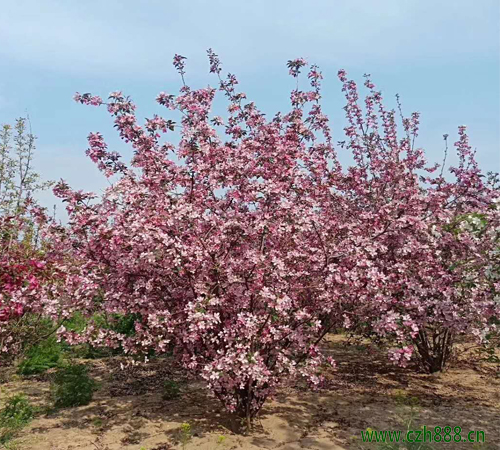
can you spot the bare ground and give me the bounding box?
[1,335,499,450]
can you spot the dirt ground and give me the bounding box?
[1,335,499,450]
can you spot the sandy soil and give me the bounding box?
[1,335,499,450]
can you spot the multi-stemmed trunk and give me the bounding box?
[233,380,267,432]
[413,327,454,373]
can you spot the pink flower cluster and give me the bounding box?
[388,346,414,368]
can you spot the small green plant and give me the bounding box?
[17,337,63,376]
[92,416,104,429]
[0,394,35,444]
[179,422,192,449]
[216,434,227,446]
[162,380,181,400]
[393,390,420,408]
[52,363,97,408]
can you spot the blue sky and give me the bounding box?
[1,0,499,214]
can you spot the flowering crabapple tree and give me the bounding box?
[323,73,500,373]
[56,50,498,427]
[56,53,351,428]
[0,119,70,361]
[475,175,500,366]
[368,199,500,373]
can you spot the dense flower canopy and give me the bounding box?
[53,51,499,422]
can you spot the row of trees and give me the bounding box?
[1,52,499,428]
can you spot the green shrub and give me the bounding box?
[109,313,140,336]
[162,380,181,400]
[0,394,34,443]
[52,364,97,408]
[17,337,62,376]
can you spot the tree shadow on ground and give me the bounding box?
[2,335,499,449]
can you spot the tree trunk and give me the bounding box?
[414,328,454,373]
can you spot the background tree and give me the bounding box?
[0,118,67,362]
[326,74,500,372]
